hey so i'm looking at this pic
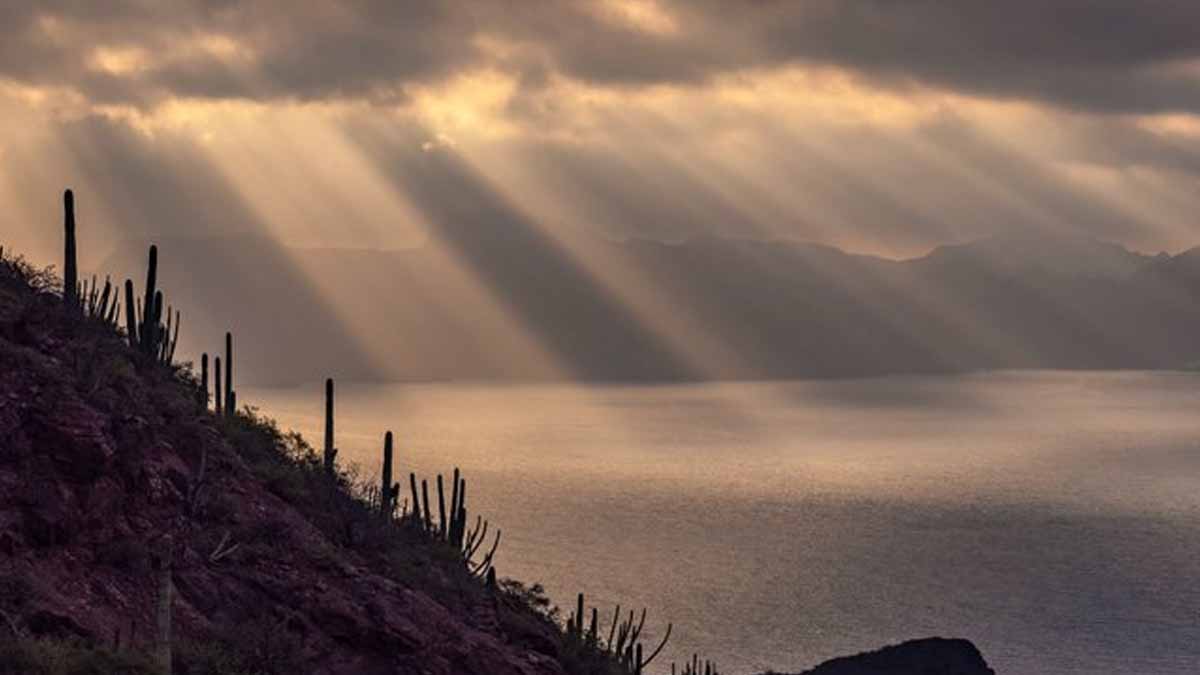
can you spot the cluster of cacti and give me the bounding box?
[199,332,238,418]
[59,190,181,362]
[122,245,180,365]
[405,465,500,579]
[61,191,116,325]
[673,656,719,675]
[78,274,121,326]
[348,399,500,579]
[565,593,673,674]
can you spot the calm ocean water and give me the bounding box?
[246,372,1200,674]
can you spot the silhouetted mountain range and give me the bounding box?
[99,233,1200,385]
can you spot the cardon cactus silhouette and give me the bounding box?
[114,241,181,365]
[214,356,223,417]
[675,655,719,675]
[448,468,463,545]
[84,276,120,326]
[380,431,399,517]
[200,353,209,408]
[421,479,432,531]
[565,593,674,674]
[123,280,138,349]
[224,332,233,418]
[150,290,163,357]
[323,378,337,473]
[62,189,78,313]
[139,246,158,354]
[409,473,421,529]
[437,474,447,539]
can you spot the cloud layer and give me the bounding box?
[4,2,1200,113]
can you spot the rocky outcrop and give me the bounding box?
[768,638,994,675]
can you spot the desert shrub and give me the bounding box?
[0,252,58,296]
[499,578,557,622]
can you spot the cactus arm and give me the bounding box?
[641,623,672,669]
[607,604,620,652]
[167,309,180,363]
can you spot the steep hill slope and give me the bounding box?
[0,251,570,673]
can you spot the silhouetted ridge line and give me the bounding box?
[99,229,1200,384]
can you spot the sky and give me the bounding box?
[2,0,1200,267]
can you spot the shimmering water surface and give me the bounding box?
[246,372,1200,674]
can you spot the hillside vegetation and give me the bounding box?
[0,210,680,674]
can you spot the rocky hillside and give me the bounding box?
[0,250,584,674]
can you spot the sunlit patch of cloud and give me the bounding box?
[590,0,680,36]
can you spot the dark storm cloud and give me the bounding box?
[2,1,1199,114]
[737,0,1200,115]
[0,2,480,105]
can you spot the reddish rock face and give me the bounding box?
[0,263,566,674]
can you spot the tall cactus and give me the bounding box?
[63,189,79,313]
[421,479,432,531]
[323,378,337,473]
[437,474,447,539]
[449,468,461,543]
[380,431,399,517]
[224,332,233,418]
[164,308,180,364]
[451,476,467,547]
[124,280,138,348]
[409,473,421,527]
[139,246,158,353]
[214,356,223,417]
[151,291,164,355]
[576,594,585,641]
[200,353,209,408]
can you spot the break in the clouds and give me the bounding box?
[2,0,1200,265]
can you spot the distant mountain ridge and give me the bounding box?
[98,232,1200,385]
